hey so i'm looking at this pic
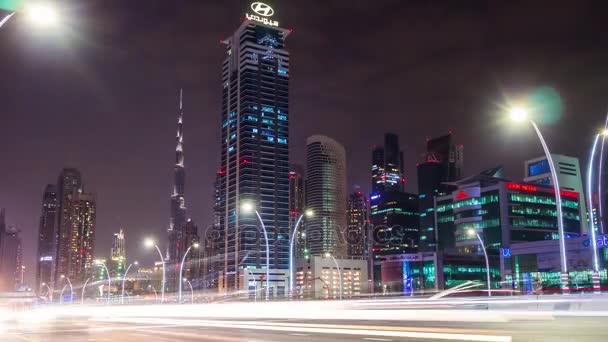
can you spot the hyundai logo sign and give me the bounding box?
[251,2,274,17]
[246,2,279,27]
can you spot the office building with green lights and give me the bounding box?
[378,166,586,293]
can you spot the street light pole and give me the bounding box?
[0,12,15,28]
[95,260,111,304]
[81,277,91,305]
[121,262,138,305]
[145,239,166,304]
[529,120,569,290]
[183,278,194,304]
[510,107,569,291]
[254,210,271,300]
[179,244,199,303]
[468,229,491,297]
[41,283,52,302]
[325,253,342,300]
[587,134,602,293]
[289,212,311,298]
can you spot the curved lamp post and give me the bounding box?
[145,239,166,303]
[0,3,59,30]
[81,277,91,305]
[59,275,73,304]
[179,243,199,303]
[183,278,194,304]
[324,253,342,300]
[468,229,491,297]
[41,282,52,302]
[246,267,258,302]
[121,261,138,304]
[289,209,313,298]
[509,106,569,291]
[94,260,111,304]
[148,285,158,303]
[241,202,270,300]
[587,133,602,293]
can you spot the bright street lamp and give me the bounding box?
[179,243,199,303]
[508,105,569,291]
[145,239,165,303]
[121,261,138,304]
[289,209,313,299]
[241,201,270,300]
[95,260,111,304]
[324,253,342,300]
[0,2,59,30]
[467,229,491,297]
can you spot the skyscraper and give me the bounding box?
[371,133,405,194]
[168,89,187,263]
[36,185,58,291]
[306,135,347,257]
[111,228,125,261]
[216,3,292,291]
[0,223,22,292]
[347,191,368,257]
[55,168,82,281]
[64,191,96,282]
[418,133,464,251]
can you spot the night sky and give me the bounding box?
[1,0,607,285]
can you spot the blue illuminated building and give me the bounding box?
[215,10,292,292]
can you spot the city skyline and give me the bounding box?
[1,0,607,286]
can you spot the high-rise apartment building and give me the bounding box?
[347,191,368,257]
[36,185,58,291]
[371,133,405,194]
[111,228,126,261]
[524,154,587,234]
[306,135,347,257]
[55,168,83,281]
[215,3,292,291]
[418,133,464,251]
[64,192,96,282]
[168,90,188,263]
[0,210,23,291]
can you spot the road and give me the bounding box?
[2,310,608,341]
[2,297,608,341]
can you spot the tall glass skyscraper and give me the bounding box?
[372,133,405,194]
[216,5,292,291]
[305,135,347,257]
[36,184,58,291]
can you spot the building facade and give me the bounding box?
[36,185,58,292]
[306,135,347,257]
[418,133,464,252]
[289,164,306,258]
[215,6,292,292]
[0,211,22,292]
[55,168,82,282]
[296,255,368,299]
[371,133,404,194]
[524,154,587,234]
[64,192,96,282]
[347,191,368,257]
